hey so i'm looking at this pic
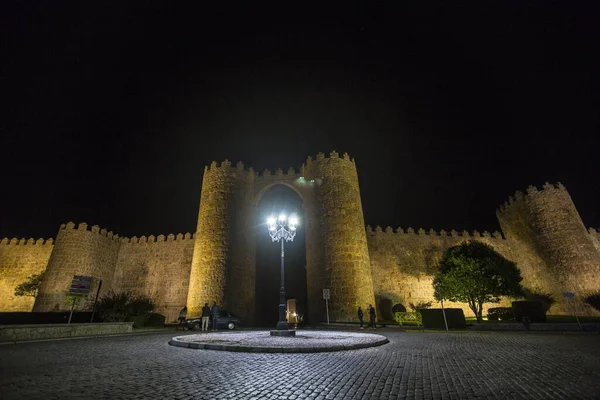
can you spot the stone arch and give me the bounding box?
[253,181,308,208]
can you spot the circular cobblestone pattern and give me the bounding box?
[169,330,389,352]
[2,330,600,399]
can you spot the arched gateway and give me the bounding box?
[186,151,376,324]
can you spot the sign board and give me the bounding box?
[562,292,575,298]
[69,275,93,295]
[323,289,330,300]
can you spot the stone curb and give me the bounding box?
[168,336,389,353]
[0,328,172,345]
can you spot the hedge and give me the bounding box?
[420,308,466,329]
[512,301,546,323]
[487,307,514,321]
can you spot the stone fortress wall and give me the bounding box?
[0,237,53,312]
[0,222,194,322]
[1,152,599,322]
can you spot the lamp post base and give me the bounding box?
[270,330,296,337]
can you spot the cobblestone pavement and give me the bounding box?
[1,330,599,399]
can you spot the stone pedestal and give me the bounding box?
[270,330,296,337]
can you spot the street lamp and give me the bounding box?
[266,213,298,336]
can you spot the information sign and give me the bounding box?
[69,275,93,295]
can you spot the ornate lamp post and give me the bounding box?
[266,213,298,336]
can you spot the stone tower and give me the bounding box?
[186,151,376,323]
[186,160,238,317]
[304,151,376,321]
[497,182,600,310]
[33,222,120,312]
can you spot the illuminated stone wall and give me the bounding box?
[1,154,599,322]
[367,182,600,319]
[497,183,600,314]
[304,152,376,322]
[367,228,541,318]
[33,222,121,312]
[186,152,376,324]
[113,233,194,322]
[0,237,53,311]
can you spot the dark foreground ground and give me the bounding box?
[1,330,599,399]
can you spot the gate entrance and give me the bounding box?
[255,185,307,326]
[186,152,376,324]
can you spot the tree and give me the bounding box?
[14,272,44,297]
[432,241,523,322]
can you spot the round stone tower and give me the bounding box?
[33,222,120,312]
[186,160,237,317]
[304,151,376,321]
[497,182,600,312]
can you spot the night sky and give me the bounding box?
[2,2,599,241]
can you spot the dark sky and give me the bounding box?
[2,2,599,240]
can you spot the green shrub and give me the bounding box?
[97,291,130,322]
[420,308,466,329]
[487,307,515,321]
[127,294,155,316]
[583,292,600,312]
[96,291,156,322]
[394,312,422,326]
[512,301,546,323]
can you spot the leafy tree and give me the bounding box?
[14,272,44,297]
[584,292,600,312]
[432,241,524,322]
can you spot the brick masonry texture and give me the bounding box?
[1,330,599,399]
[1,153,599,321]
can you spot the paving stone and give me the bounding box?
[0,331,599,399]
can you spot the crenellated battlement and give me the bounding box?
[202,151,355,181]
[305,150,356,166]
[120,232,195,244]
[60,221,121,242]
[497,182,566,216]
[366,225,504,240]
[203,158,303,180]
[0,237,54,246]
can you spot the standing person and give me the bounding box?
[368,304,376,329]
[211,302,219,331]
[357,306,364,329]
[201,302,211,332]
[178,306,187,329]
